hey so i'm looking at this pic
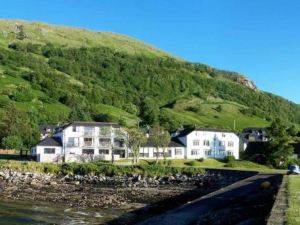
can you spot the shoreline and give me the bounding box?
[0,169,255,210]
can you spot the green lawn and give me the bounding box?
[116,159,286,173]
[0,158,285,174]
[287,175,300,225]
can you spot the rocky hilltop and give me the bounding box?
[236,77,258,90]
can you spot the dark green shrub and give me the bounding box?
[60,163,77,175]
[74,163,98,175]
[223,156,236,163]
[184,160,198,167]
[43,163,60,174]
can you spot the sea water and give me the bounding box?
[0,199,125,225]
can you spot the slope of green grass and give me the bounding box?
[0,19,174,58]
[0,19,298,132]
[95,104,139,127]
[164,97,269,131]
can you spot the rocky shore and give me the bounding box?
[0,169,255,210]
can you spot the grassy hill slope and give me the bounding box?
[0,19,172,58]
[0,19,299,134]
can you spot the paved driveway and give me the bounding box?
[138,173,281,225]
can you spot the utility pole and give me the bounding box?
[110,125,115,164]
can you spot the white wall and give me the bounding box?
[185,131,239,159]
[35,125,239,162]
[36,146,63,163]
[54,125,126,162]
[129,146,185,159]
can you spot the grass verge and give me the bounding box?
[287,175,300,225]
[116,159,286,173]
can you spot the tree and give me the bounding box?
[126,128,147,165]
[287,125,298,137]
[92,113,113,122]
[68,106,89,121]
[1,135,23,151]
[266,139,294,169]
[150,124,170,164]
[161,131,171,165]
[264,120,294,168]
[0,105,39,149]
[268,119,287,138]
[140,98,159,125]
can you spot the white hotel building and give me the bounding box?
[32,122,127,163]
[137,128,239,160]
[32,123,239,162]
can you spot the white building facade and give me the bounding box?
[130,140,186,160]
[172,128,240,160]
[32,124,239,162]
[32,122,127,163]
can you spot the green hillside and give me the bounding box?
[0,19,172,58]
[164,97,269,130]
[0,19,299,148]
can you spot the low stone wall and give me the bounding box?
[0,169,257,209]
[267,175,287,225]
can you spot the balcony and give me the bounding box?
[66,143,79,147]
[99,142,111,148]
[83,141,94,147]
[84,131,95,136]
[99,132,111,137]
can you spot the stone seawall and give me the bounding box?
[0,169,257,209]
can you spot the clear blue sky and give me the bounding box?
[1,0,300,103]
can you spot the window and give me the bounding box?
[153,152,164,157]
[114,139,125,148]
[191,149,200,156]
[175,149,182,155]
[218,150,225,155]
[193,140,200,146]
[99,149,109,155]
[67,137,76,147]
[84,127,95,136]
[205,150,211,156]
[99,138,111,147]
[140,153,149,158]
[203,140,210,146]
[227,151,233,156]
[72,126,77,132]
[82,149,94,154]
[44,148,55,154]
[228,141,234,147]
[219,141,225,147]
[84,138,93,146]
[222,133,226,137]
